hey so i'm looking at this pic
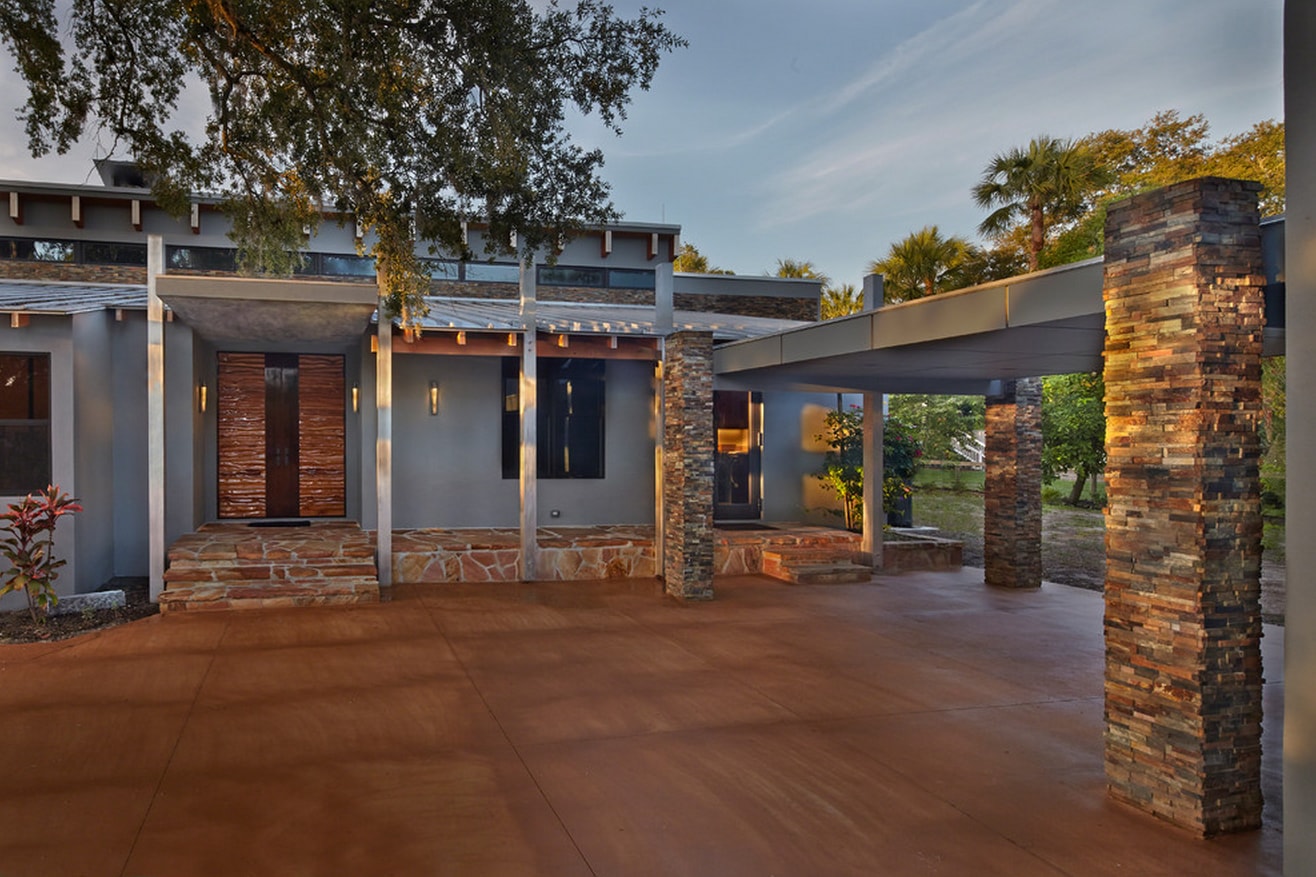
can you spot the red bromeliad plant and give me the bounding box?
[0,485,83,622]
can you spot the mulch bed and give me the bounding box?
[0,578,159,645]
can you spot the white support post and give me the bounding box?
[654,340,666,576]
[375,303,393,585]
[860,391,883,568]
[147,236,166,601]
[520,250,538,580]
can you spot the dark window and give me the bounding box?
[501,357,605,478]
[166,246,238,272]
[83,242,147,266]
[321,254,376,277]
[424,259,461,280]
[538,265,605,288]
[465,262,520,283]
[0,353,51,494]
[0,239,76,262]
[607,268,656,290]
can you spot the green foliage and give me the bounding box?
[1261,356,1286,511]
[0,0,686,327]
[771,258,830,287]
[868,225,973,303]
[673,242,733,275]
[816,405,864,530]
[814,407,924,531]
[820,283,862,320]
[1040,373,1106,506]
[887,395,984,461]
[1,485,83,623]
[972,136,1110,271]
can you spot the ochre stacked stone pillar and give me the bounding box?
[1102,177,1265,836]
[662,331,715,600]
[983,378,1043,588]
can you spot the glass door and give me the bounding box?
[713,391,763,520]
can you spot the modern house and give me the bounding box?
[0,170,853,609]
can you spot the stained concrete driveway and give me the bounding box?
[0,570,1283,876]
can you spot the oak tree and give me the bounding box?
[0,0,685,325]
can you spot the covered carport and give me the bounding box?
[715,183,1284,839]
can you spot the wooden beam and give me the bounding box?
[647,232,658,261]
[71,195,83,228]
[8,313,30,329]
[8,192,21,225]
[131,199,142,231]
[390,330,659,360]
[601,229,613,258]
[189,202,200,234]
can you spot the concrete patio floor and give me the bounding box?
[0,569,1283,876]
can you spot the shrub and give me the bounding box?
[0,485,83,622]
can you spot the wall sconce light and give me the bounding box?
[456,330,467,346]
[428,380,439,416]
[198,383,208,413]
[507,332,517,347]
[351,382,360,413]
[556,333,569,348]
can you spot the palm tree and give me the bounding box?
[820,283,862,320]
[972,136,1107,272]
[772,258,831,287]
[673,242,733,274]
[867,226,971,304]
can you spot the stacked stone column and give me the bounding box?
[1102,177,1265,836]
[662,331,715,600]
[983,378,1043,589]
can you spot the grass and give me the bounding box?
[910,472,1287,622]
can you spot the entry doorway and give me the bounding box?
[713,390,763,520]
[217,352,346,518]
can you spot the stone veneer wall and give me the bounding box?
[662,331,715,600]
[674,293,817,321]
[982,378,1043,588]
[1102,177,1265,836]
[0,261,147,284]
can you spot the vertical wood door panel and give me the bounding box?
[217,352,346,519]
[217,353,268,518]
[297,355,346,517]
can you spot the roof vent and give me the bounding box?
[93,158,151,189]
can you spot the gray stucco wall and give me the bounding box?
[0,315,77,607]
[71,311,116,591]
[391,354,517,528]
[760,391,846,524]
[109,314,148,577]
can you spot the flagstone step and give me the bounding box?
[163,522,380,611]
[761,547,872,585]
[157,577,381,613]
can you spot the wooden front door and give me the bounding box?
[218,353,346,519]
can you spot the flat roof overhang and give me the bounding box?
[714,258,1286,395]
[155,275,378,346]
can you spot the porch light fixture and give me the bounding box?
[507,332,517,346]
[456,330,467,346]
[351,382,359,413]
[198,383,208,413]
[428,380,439,416]
[557,334,569,348]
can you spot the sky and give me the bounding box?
[0,0,1285,288]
